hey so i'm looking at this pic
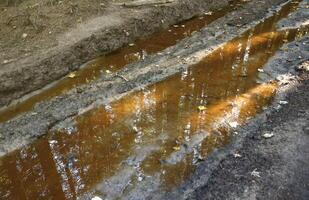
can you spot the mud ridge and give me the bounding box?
[0,0,230,108]
[277,0,309,30]
[0,0,298,156]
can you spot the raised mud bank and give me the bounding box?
[0,0,304,155]
[0,0,230,108]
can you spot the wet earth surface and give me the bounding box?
[0,0,247,123]
[0,0,304,154]
[188,75,309,200]
[0,0,308,199]
[0,0,231,108]
[165,35,309,200]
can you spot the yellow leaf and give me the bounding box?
[67,72,77,78]
[198,105,207,111]
[173,146,181,151]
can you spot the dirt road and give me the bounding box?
[0,0,229,107]
[0,0,308,199]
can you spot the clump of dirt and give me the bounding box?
[0,0,108,63]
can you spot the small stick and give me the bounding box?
[115,74,129,82]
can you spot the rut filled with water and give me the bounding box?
[0,1,308,199]
[0,1,247,123]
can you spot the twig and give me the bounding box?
[115,74,129,82]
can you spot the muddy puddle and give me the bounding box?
[0,1,308,199]
[0,1,247,123]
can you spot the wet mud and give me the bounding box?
[0,0,295,157]
[0,1,307,198]
[183,39,309,200]
[0,0,231,108]
[0,0,245,123]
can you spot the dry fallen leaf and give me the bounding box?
[234,153,242,158]
[173,146,181,151]
[67,72,77,78]
[229,121,239,128]
[251,168,261,178]
[279,100,288,105]
[22,33,28,38]
[48,140,58,144]
[198,105,207,111]
[137,176,144,182]
[262,132,274,139]
[257,68,264,73]
[91,196,103,200]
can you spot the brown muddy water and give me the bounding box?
[0,1,308,200]
[0,0,247,123]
